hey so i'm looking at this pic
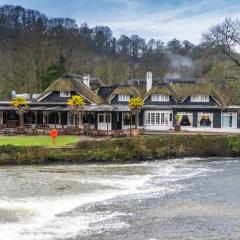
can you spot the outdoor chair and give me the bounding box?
[4,128,17,136]
[0,125,6,134]
[26,127,38,135]
[36,124,50,135]
[58,128,66,135]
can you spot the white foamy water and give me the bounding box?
[0,159,221,240]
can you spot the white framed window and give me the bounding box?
[198,112,213,128]
[191,95,209,102]
[68,112,80,125]
[145,111,172,126]
[122,112,135,126]
[151,94,169,102]
[221,112,237,128]
[98,114,111,124]
[118,94,130,101]
[177,112,193,127]
[60,91,70,97]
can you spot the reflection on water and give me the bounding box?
[0,158,239,240]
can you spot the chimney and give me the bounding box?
[11,90,16,99]
[146,70,152,92]
[83,72,90,88]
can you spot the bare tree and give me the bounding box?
[202,18,240,68]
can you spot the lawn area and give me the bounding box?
[0,135,80,147]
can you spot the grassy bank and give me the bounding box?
[0,136,79,146]
[0,135,240,165]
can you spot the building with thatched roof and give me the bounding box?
[37,75,104,105]
[0,71,239,133]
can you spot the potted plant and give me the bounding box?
[11,96,28,128]
[174,114,181,131]
[128,97,143,136]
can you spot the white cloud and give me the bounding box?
[3,0,240,43]
[75,0,240,44]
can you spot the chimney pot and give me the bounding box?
[146,70,152,92]
[83,73,90,88]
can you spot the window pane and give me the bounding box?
[230,116,232,127]
[165,113,169,125]
[232,116,237,128]
[131,115,136,125]
[152,94,169,102]
[99,115,104,123]
[156,113,160,125]
[222,116,228,128]
[191,95,209,102]
[106,115,111,123]
[118,94,130,101]
[160,113,164,125]
[147,113,151,124]
[151,113,155,125]
[60,91,70,97]
[200,116,211,127]
[124,113,131,125]
[180,115,191,126]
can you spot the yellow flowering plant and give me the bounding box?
[67,95,85,127]
[11,96,28,127]
[128,97,144,129]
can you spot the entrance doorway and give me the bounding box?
[98,113,111,130]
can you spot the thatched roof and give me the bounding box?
[108,85,146,101]
[144,84,177,99]
[38,77,104,104]
[144,82,227,106]
[89,78,105,90]
[171,83,226,105]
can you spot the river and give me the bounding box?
[0,158,240,240]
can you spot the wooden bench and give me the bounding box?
[14,127,28,134]
[65,127,82,135]
[26,127,38,135]
[110,130,127,138]
[90,129,106,137]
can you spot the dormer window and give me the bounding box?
[118,94,130,102]
[151,94,169,102]
[191,95,209,102]
[60,91,70,97]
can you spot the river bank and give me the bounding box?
[0,135,240,165]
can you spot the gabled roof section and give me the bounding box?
[143,83,177,100]
[108,76,166,102]
[107,84,146,102]
[171,82,225,106]
[37,76,104,104]
[143,81,226,106]
[54,73,104,90]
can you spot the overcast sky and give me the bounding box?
[1,0,240,44]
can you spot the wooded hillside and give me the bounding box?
[0,5,240,98]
